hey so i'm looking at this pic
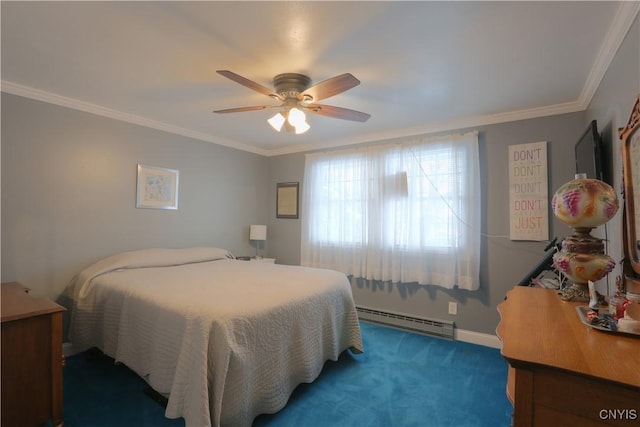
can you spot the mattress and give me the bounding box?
[68,247,363,427]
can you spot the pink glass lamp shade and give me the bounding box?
[551,175,619,301]
[551,177,619,230]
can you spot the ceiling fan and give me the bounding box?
[213,70,370,134]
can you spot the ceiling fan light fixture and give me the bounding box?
[266,107,309,134]
[268,112,286,132]
[287,108,310,134]
[294,120,310,134]
[287,107,306,127]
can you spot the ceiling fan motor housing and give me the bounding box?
[273,73,312,100]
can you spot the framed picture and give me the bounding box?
[136,164,179,210]
[276,182,299,219]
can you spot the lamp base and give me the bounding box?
[553,232,615,303]
[559,284,590,302]
[559,283,607,304]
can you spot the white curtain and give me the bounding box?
[301,132,480,290]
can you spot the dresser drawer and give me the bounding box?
[533,368,640,426]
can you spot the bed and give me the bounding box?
[68,247,363,427]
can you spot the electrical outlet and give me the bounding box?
[448,301,457,315]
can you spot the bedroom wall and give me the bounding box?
[1,93,270,334]
[266,14,640,338]
[267,113,585,337]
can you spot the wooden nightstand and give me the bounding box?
[1,282,65,427]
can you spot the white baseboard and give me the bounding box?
[63,342,84,357]
[455,329,502,349]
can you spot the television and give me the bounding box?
[575,120,606,182]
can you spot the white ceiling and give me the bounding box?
[2,1,638,156]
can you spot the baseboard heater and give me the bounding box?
[356,306,455,340]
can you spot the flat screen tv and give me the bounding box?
[575,120,605,182]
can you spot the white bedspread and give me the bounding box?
[69,248,363,427]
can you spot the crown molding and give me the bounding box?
[2,1,636,158]
[267,100,584,157]
[0,79,588,157]
[578,1,640,108]
[0,78,600,159]
[0,80,270,157]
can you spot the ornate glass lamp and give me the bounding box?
[551,174,619,301]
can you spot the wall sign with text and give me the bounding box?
[508,141,549,241]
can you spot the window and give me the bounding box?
[301,132,480,290]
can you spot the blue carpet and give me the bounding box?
[61,322,513,427]
[62,348,182,427]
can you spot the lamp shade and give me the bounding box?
[268,113,285,132]
[551,175,618,228]
[287,108,305,127]
[249,225,267,241]
[267,108,310,134]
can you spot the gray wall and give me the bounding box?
[266,16,639,336]
[1,93,269,334]
[267,113,585,335]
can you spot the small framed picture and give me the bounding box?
[136,164,179,210]
[276,182,299,219]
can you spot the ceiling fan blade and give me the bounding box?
[216,70,282,100]
[301,73,360,102]
[306,104,370,122]
[213,105,280,114]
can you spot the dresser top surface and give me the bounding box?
[1,282,64,322]
[497,286,640,388]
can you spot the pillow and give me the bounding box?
[74,247,234,299]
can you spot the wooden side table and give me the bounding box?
[497,286,640,427]
[1,282,65,427]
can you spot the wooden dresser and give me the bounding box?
[497,286,640,427]
[1,282,65,427]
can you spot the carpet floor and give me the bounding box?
[60,322,513,427]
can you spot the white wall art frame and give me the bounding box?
[508,141,549,241]
[136,164,179,210]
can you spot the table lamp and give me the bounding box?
[551,174,619,301]
[249,225,267,259]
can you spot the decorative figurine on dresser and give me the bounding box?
[1,282,65,427]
